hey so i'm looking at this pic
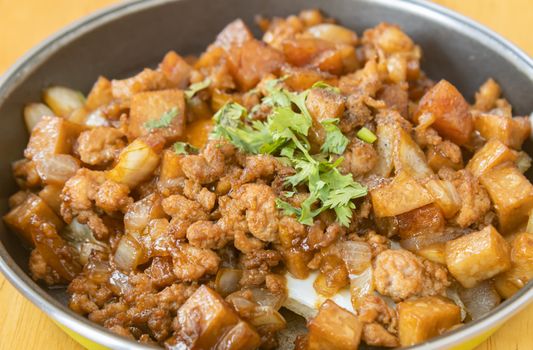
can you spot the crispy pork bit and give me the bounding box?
[445,225,511,288]
[398,296,461,346]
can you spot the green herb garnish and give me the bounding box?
[144,107,179,130]
[173,142,199,155]
[210,83,367,227]
[356,127,377,143]
[184,78,212,100]
[312,81,341,94]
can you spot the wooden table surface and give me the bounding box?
[0,0,532,349]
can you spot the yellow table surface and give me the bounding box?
[0,0,532,349]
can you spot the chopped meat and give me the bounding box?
[373,249,450,301]
[171,243,220,281]
[186,220,229,249]
[75,127,126,166]
[377,83,409,118]
[340,139,379,178]
[182,180,217,211]
[449,170,491,228]
[180,140,235,184]
[94,180,133,214]
[240,155,278,183]
[239,249,282,286]
[161,194,208,222]
[111,68,170,100]
[28,249,63,285]
[363,231,391,257]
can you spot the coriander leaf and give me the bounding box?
[269,107,311,137]
[144,107,179,130]
[333,204,355,227]
[184,78,212,100]
[173,142,199,155]
[320,119,349,154]
[312,81,341,94]
[275,198,301,217]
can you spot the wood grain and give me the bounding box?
[0,0,532,349]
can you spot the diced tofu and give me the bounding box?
[24,116,85,159]
[480,165,533,232]
[417,243,446,265]
[216,321,261,350]
[395,126,433,179]
[426,144,463,172]
[184,117,214,149]
[474,78,501,111]
[397,204,445,239]
[495,232,533,298]
[445,225,511,288]
[414,80,473,145]
[474,113,530,149]
[158,50,192,89]
[129,89,186,141]
[157,150,186,195]
[282,66,337,91]
[467,139,517,177]
[38,184,63,214]
[305,87,345,121]
[214,19,254,50]
[281,247,312,279]
[111,68,169,100]
[176,285,259,349]
[228,39,285,91]
[85,76,113,110]
[3,193,64,246]
[307,300,362,350]
[398,296,461,346]
[371,171,434,217]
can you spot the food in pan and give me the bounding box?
[4,8,533,349]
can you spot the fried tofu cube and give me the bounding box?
[282,66,337,92]
[305,87,345,121]
[371,171,434,217]
[282,247,312,279]
[157,150,186,195]
[495,232,533,298]
[24,116,85,159]
[445,225,511,288]
[216,321,261,350]
[3,193,64,246]
[158,50,192,89]
[176,285,257,349]
[398,296,461,346]
[85,76,113,110]
[129,89,186,141]
[480,165,533,232]
[111,68,169,100]
[414,80,473,145]
[307,300,362,350]
[467,139,517,177]
[474,113,530,149]
[397,204,445,239]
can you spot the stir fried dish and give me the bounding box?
[5,9,533,349]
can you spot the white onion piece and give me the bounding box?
[34,154,80,185]
[349,267,374,308]
[43,86,85,117]
[424,179,461,219]
[458,281,501,320]
[114,235,144,271]
[400,228,466,251]
[215,268,243,297]
[250,287,286,311]
[107,139,160,188]
[85,109,110,127]
[109,270,132,295]
[337,240,372,274]
[516,151,532,173]
[305,24,358,45]
[86,261,111,284]
[249,306,287,332]
[446,287,467,321]
[24,103,54,132]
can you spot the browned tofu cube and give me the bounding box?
[480,165,533,232]
[371,171,434,217]
[129,89,186,141]
[176,285,257,349]
[414,80,473,145]
[111,68,169,100]
[24,116,85,159]
[282,247,312,279]
[445,225,511,288]
[495,232,533,298]
[3,193,64,246]
[467,139,517,177]
[38,184,63,214]
[474,113,530,150]
[397,204,445,239]
[307,300,362,350]
[158,50,192,89]
[426,143,463,172]
[228,39,285,91]
[283,66,337,91]
[85,76,113,110]
[216,321,261,350]
[184,117,214,149]
[305,87,345,122]
[398,296,461,346]
[157,150,186,195]
[417,243,446,265]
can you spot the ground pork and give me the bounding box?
[171,243,220,281]
[182,180,217,211]
[75,127,126,166]
[340,139,379,178]
[28,249,62,285]
[240,155,278,183]
[186,220,229,249]
[180,140,235,184]
[373,249,450,301]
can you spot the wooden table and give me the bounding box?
[0,0,532,349]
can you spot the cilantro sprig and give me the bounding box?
[173,142,199,155]
[210,81,368,227]
[144,107,179,130]
[185,78,212,100]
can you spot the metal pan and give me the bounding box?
[0,0,531,349]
